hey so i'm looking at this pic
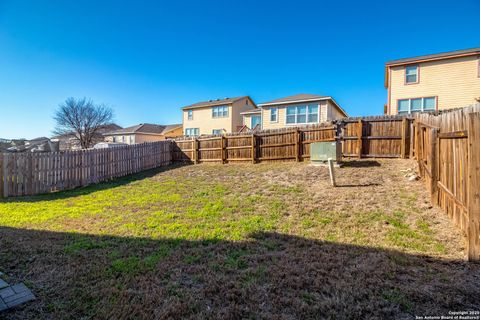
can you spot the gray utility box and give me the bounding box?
[310,141,342,163]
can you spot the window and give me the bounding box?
[187,110,193,120]
[286,104,319,124]
[251,115,261,129]
[270,108,278,122]
[212,129,222,135]
[212,106,228,118]
[405,65,418,84]
[397,97,436,114]
[185,128,199,136]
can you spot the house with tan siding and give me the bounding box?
[244,94,347,130]
[103,123,183,144]
[385,47,480,115]
[182,96,256,135]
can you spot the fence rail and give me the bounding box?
[0,141,173,197]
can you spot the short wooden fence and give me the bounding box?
[173,115,412,163]
[0,141,173,197]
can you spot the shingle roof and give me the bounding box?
[385,47,480,66]
[259,94,329,106]
[182,96,249,110]
[105,123,182,135]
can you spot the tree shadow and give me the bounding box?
[0,163,188,204]
[1,226,478,319]
[341,160,382,168]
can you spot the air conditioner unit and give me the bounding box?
[310,141,342,163]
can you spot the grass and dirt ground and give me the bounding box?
[0,159,479,319]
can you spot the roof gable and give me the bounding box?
[259,94,328,106]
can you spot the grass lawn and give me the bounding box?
[0,160,479,319]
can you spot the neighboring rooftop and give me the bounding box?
[182,96,252,110]
[105,123,182,135]
[385,47,480,66]
[240,108,261,115]
[258,93,348,116]
[259,94,330,106]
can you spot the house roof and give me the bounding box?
[182,96,252,110]
[385,47,480,66]
[240,108,261,115]
[259,94,329,106]
[258,93,348,117]
[104,123,182,136]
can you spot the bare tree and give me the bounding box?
[53,97,114,149]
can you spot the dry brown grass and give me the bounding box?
[0,159,478,319]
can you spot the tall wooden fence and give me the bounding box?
[412,105,480,260]
[0,141,173,197]
[172,115,412,163]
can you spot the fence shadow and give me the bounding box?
[1,226,479,319]
[341,160,382,168]
[0,163,188,203]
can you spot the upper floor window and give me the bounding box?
[405,65,419,84]
[397,97,436,114]
[187,110,193,120]
[185,128,199,136]
[212,106,228,118]
[286,104,319,124]
[270,108,278,122]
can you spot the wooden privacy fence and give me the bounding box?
[172,115,412,163]
[0,141,173,197]
[412,105,480,260]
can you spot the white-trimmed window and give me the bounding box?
[212,129,222,135]
[286,104,319,124]
[270,108,278,122]
[397,97,436,114]
[212,106,228,118]
[405,65,418,84]
[187,110,193,120]
[185,128,199,136]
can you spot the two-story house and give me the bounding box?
[385,47,480,115]
[241,94,347,130]
[182,96,257,136]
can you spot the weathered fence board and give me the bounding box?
[0,141,173,197]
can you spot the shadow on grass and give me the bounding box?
[0,163,189,204]
[336,182,382,188]
[341,160,382,168]
[1,226,479,319]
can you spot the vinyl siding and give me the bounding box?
[261,100,345,130]
[388,55,480,114]
[183,105,233,135]
[232,97,256,132]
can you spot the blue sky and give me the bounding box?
[0,0,478,139]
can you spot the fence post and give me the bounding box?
[401,118,409,158]
[3,153,9,197]
[193,138,198,164]
[357,119,363,158]
[467,112,480,261]
[295,129,301,162]
[221,136,226,164]
[251,134,256,164]
[430,128,439,204]
[410,121,416,159]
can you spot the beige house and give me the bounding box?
[385,47,480,115]
[244,94,347,130]
[104,123,183,144]
[182,96,256,135]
